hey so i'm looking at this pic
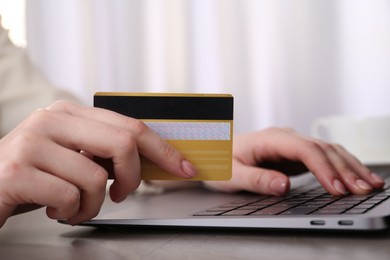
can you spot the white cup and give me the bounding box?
[311,115,390,164]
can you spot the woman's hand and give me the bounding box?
[0,101,197,227]
[204,127,384,196]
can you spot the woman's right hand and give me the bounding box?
[0,101,197,227]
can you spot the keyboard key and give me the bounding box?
[321,204,353,210]
[193,210,225,216]
[344,208,368,214]
[206,207,237,212]
[251,205,292,215]
[334,200,358,205]
[314,209,346,215]
[221,209,256,216]
[280,207,316,215]
[354,204,375,209]
[239,205,268,211]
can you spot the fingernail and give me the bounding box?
[333,179,347,195]
[182,160,197,178]
[370,173,384,185]
[270,178,288,195]
[356,179,372,191]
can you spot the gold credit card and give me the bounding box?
[94,92,234,181]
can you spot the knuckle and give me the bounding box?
[321,142,336,153]
[8,132,42,162]
[338,164,354,176]
[25,109,54,129]
[0,161,23,184]
[161,143,179,161]
[296,140,328,164]
[235,167,263,192]
[251,173,266,191]
[14,131,40,149]
[301,140,322,154]
[87,165,108,190]
[127,118,148,135]
[60,185,80,208]
[332,143,346,151]
[46,100,72,111]
[116,129,137,152]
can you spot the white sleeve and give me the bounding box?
[0,20,79,137]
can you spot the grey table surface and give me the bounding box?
[1,197,390,260]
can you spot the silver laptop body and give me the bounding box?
[66,172,390,232]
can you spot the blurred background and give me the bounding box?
[1,0,390,135]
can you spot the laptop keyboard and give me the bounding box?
[194,176,390,217]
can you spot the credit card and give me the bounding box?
[94,92,233,181]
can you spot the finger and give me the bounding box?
[47,101,197,179]
[0,164,80,222]
[108,142,140,203]
[249,129,347,195]
[332,144,384,189]
[26,139,108,224]
[205,159,290,196]
[316,142,373,194]
[294,143,348,196]
[24,109,145,199]
[36,131,140,206]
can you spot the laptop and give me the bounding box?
[62,169,390,232]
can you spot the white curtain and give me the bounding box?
[25,0,390,135]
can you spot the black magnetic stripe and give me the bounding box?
[94,96,233,120]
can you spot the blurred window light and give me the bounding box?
[0,0,26,47]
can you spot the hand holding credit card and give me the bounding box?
[94,92,234,181]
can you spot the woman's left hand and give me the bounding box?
[204,127,384,196]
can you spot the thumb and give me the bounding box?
[205,160,290,196]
